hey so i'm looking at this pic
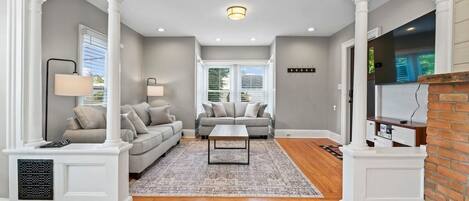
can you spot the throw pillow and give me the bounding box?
[222,102,235,117]
[121,113,137,137]
[244,102,261,117]
[121,105,148,134]
[149,105,173,126]
[212,102,227,117]
[73,106,106,129]
[235,102,248,117]
[258,103,268,117]
[202,103,214,117]
[132,102,151,126]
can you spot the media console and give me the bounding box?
[366,116,427,147]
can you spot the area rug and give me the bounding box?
[320,145,343,160]
[130,139,323,198]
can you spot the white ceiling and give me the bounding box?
[87,0,389,46]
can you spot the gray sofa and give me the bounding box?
[197,102,272,138]
[63,103,182,178]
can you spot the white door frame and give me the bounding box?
[340,27,381,145]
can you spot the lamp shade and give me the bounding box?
[147,85,164,97]
[54,74,93,96]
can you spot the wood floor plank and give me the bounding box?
[133,138,342,201]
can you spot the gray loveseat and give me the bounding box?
[197,102,272,138]
[63,103,182,178]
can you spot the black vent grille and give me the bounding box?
[17,159,53,200]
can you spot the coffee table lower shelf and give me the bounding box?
[208,138,250,165]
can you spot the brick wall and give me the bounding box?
[425,82,469,201]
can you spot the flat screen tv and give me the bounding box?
[369,11,436,85]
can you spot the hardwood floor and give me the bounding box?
[133,138,342,201]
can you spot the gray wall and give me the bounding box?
[201,46,271,60]
[0,0,8,197]
[143,37,197,129]
[42,0,145,141]
[327,0,435,133]
[275,36,330,129]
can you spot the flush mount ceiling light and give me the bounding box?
[157,28,165,32]
[250,37,256,41]
[216,38,221,42]
[406,27,416,31]
[308,27,316,32]
[227,6,247,20]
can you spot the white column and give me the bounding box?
[350,0,368,149]
[104,0,123,146]
[434,0,453,74]
[24,0,46,146]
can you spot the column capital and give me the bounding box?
[353,0,368,4]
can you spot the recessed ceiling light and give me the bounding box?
[308,27,316,32]
[406,27,416,31]
[216,38,221,42]
[157,28,165,32]
[250,37,256,41]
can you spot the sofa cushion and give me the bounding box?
[244,102,261,117]
[149,105,173,126]
[130,132,163,155]
[148,126,174,141]
[223,102,235,117]
[202,103,214,117]
[235,117,270,127]
[132,102,151,126]
[73,105,106,129]
[212,102,227,117]
[154,121,183,134]
[258,103,268,117]
[235,102,248,117]
[200,117,235,126]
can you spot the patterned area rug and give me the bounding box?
[131,139,323,198]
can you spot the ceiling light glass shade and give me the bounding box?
[227,6,247,20]
[147,85,164,96]
[54,74,93,96]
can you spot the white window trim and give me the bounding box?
[77,24,107,105]
[202,60,270,103]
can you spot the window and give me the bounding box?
[240,66,265,102]
[208,67,231,102]
[204,64,267,103]
[78,25,107,105]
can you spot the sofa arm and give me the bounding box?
[262,112,272,119]
[198,112,208,119]
[63,129,134,143]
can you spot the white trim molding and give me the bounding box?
[274,129,344,144]
[340,27,381,146]
[182,129,196,138]
[0,198,10,201]
[434,0,454,74]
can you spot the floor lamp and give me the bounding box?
[45,58,93,141]
[146,77,164,102]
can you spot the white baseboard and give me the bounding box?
[182,129,196,138]
[275,129,343,144]
[0,198,9,201]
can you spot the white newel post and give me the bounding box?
[24,0,46,146]
[104,0,124,146]
[434,0,453,74]
[349,0,368,149]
